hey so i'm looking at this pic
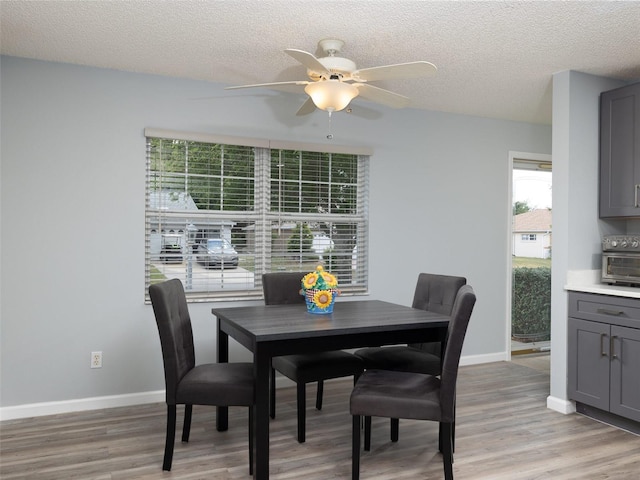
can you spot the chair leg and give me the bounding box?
[181,404,192,442]
[452,400,456,453]
[296,382,306,443]
[452,420,456,453]
[315,380,324,410]
[270,367,276,419]
[441,422,454,480]
[364,416,371,451]
[352,415,361,480]
[163,404,176,471]
[390,418,399,442]
[439,420,456,453]
[248,406,254,476]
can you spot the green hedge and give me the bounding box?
[512,267,551,341]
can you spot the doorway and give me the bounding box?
[509,154,552,356]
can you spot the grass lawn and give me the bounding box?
[512,256,551,268]
[149,265,167,284]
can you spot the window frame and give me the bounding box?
[144,129,371,303]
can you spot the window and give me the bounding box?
[145,130,370,302]
[521,234,537,241]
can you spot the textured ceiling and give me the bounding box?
[2,0,640,125]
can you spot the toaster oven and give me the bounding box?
[602,235,640,286]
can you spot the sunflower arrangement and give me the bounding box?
[301,265,340,314]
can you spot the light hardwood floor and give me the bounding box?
[2,356,639,479]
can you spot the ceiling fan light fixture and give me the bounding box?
[304,80,358,112]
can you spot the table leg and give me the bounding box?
[253,344,271,479]
[216,319,229,432]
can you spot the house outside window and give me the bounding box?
[144,130,370,302]
[522,234,537,241]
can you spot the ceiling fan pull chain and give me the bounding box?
[327,111,334,140]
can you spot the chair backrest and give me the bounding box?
[262,272,306,305]
[439,284,476,422]
[409,273,467,351]
[149,278,195,404]
[411,273,467,314]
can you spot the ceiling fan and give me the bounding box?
[225,38,437,116]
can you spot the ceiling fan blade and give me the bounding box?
[352,61,437,82]
[285,49,329,74]
[225,80,309,90]
[296,97,317,116]
[354,83,411,108]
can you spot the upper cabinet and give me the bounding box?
[600,82,640,218]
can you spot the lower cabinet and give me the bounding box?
[568,292,640,425]
[610,325,640,421]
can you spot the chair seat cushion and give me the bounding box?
[176,362,254,406]
[353,346,441,375]
[273,351,363,383]
[350,369,442,421]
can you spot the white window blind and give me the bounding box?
[145,132,369,302]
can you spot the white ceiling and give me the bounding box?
[2,0,640,125]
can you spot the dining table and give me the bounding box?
[212,299,450,480]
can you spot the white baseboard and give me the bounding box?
[0,352,528,421]
[0,390,165,421]
[460,351,508,366]
[546,395,576,415]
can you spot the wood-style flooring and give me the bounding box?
[2,355,639,479]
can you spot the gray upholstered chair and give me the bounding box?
[350,285,476,480]
[353,273,466,441]
[263,272,364,443]
[354,273,466,374]
[149,279,255,473]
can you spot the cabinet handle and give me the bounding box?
[596,308,624,316]
[635,184,640,208]
[611,336,618,359]
[601,333,608,357]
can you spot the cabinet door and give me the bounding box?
[568,318,611,410]
[600,82,640,218]
[610,325,640,422]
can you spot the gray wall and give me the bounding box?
[549,71,628,409]
[1,56,551,411]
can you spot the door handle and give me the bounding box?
[611,335,619,359]
[596,308,624,316]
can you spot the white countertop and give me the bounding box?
[565,270,640,299]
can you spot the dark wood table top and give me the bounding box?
[212,299,450,342]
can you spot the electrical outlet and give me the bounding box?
[91,351,102,369]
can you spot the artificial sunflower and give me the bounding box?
[321,272,338,288]
[302,272,319,289]
[313,290,333,309]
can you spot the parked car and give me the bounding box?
[196,238,239,269]
[160,234,183,263]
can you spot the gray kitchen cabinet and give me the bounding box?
[568,292,640,425]
[599,81,640,218]
[610,324,640,421]
[568,317,610,410]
